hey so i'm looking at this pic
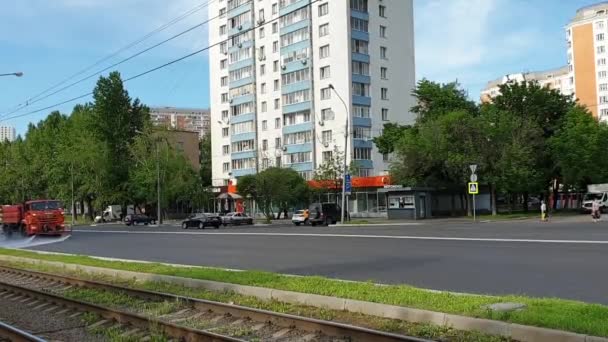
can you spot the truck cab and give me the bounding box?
[582,184,608,213]
[23,200,65,235]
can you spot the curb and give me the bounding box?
[330,223,423,227]
[0,254,605,342]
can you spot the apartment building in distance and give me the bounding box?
[480,66,573,103]
[209,0,416,188]
[566,2,608,121]
[0,125,16,142]
[149,107,211,138]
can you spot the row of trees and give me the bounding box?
[0,72,209,219]
[374,80,608,214]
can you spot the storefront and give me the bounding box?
[380,187,434,220]
[309,176,392,218]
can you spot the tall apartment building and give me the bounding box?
[566,2,608,121]
[209,0,415,187]
[480,66,573,103]
[149,107,211,138]
[0,125,16,142]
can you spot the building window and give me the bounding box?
[381,88,389,100]
[599,71,607,79]
[601,108,608,117]
[597,21,605,29]
[261,101,268,112]
[352,82,370,97]
[275,117,281,128]
[352,61,369,75]
[275,137,282,148]
[274,60,279,72]
[353,126,371,139]
[322,130,332,144]
[259,9,265,21]
[260,27,265,38]
[599,46,606,54]
[319,45,330,59]
[319,23,329,37]
[600,58,607,66]
[262,158,269,169]
[220,59,228,69]
[220,25,227,35]
[222,127,229,137]
[276,157,282,167]
[261,83,267,94]
[383,153,389,162]
[262,120,268,130]
[318,3,329,16]
[354,147,372,160]
[381,67,388,79]
[274,98,280,109]
[321,108,334,120]
[222,145,230,155]
[221,93,229,103]
[601,83,608,91]
[274,79,280,90]
[380,46,388,59]
[221,76,228,87]
[262,139,268,151]
[353,105,370,118]
[260,64,266,76]
[351,17,368,32]
[272,22,278,33]
[322,151,333,162]
[382,108,389,121]
[350,0,368,12]
[601,96,608,104]
[273,41,278,53]
[352,39,369,54]
[379,5,386,17]
[598,33,605,41]
[321,87,332,100]
[223,162,230,172]
[320,66,331,79]
[380,25,387,38]
[222,110,229,121]
[272,3,278,14]
[219,7,226,17]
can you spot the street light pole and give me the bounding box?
[0,72,23,77]
[329,84,349,224]
[156,141,162,224]
[71,161,75,227]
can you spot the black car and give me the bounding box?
[125,214,156,226]
[182,213,222,229]
[308,203,340,226]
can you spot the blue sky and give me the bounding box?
[0,0,601,135]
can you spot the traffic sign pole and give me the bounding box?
[473,193,476,222]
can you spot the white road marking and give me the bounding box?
[72,230,608,244]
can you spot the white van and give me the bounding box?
[582,184,608,213]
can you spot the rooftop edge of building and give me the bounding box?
[150,106,210,113]
[571,1,608,23]
[482,65,569,91]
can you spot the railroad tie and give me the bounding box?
[33,303,51,310]
[87,319,109,329]
[272,328,292,339]
[252,323,267,331]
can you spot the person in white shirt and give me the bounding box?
[592,200,601,223]
[540,200,547,222]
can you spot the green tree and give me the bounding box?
[313,146,344,202]
[549,106,608,190]
[373,123,410,155]
[411,79,478,123]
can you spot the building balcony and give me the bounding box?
[353,159,373,169]
[352,95,372,106]
[230,93,255,106]
[284,142,313,154]
[281,80,311,95]
[279,0,309,16]
[231,150,256,160]
[232,168,256,177]
[286,162,314,172]
[352,74,371,84]
[231,131,256,143]
[227,2,252,19]
[230,112,255,124]
[353,117,372,127]
[282,121,313,134]
[351,52,370,63]
[351,30,369,42]
[228,21,253,37]
[282,101,312,114]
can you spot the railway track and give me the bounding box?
[0,321,46,342]
[0,265,431,342]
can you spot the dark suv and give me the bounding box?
[125,214,156,226]
[308,203,340,226]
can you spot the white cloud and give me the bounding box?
[414,0,543,97]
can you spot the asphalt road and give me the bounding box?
[25,217,608,304]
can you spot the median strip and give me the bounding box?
[0,248,606,341]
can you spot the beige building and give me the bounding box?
[150,107,210,138]
[480,66,573,103]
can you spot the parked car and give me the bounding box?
[222,212,254,226]
[181,213,221,229]
[125,214,156,226]
[292,209,309,226]
[308,203,340,226]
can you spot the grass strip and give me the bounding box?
[0,248,606,338]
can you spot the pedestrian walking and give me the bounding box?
[540,200,548,222]
[592,200,602,222]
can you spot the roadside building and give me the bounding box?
[149,107,210,138]
[480,66,572,103]
[161,130,201,171]
[0,125,16,142]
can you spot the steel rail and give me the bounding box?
[0,321,47,342]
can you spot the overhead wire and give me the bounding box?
[2,0,216,116]
[1,0,324,123]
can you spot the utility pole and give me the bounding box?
[329,84,349,224]
[156,141,162,225]
[71,161,75,227]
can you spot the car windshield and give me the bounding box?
[584,193,604,201]
[30,201,63,211]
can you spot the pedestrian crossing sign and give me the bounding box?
[468,182,479,195]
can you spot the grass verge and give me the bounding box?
[7,260,509,342]
[0,248,606,338]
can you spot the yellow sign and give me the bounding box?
[468,182,479,195]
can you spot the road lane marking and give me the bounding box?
[71,230,608,244]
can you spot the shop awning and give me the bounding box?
[217,192,243,200]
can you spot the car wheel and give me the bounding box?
[248,219,253,225]
[198,222,204,230]
[214,224,220,229]
[311,222,317,227]
[325,217,331,226]
[182,222,188,229]
[294,222,301,226]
